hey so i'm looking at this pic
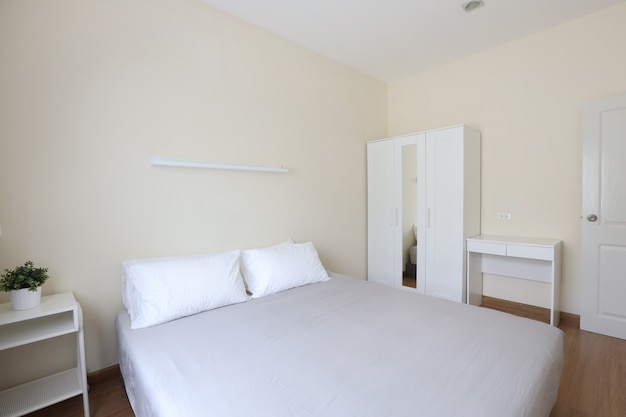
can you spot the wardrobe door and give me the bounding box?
[423,125,481,303]
[367,140,395,287]
[425,127,465,302]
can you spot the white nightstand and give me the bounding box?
[0,292,90,417]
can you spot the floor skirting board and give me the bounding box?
[481,295,580,328]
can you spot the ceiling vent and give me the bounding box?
[462,1,485,13]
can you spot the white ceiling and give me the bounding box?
[200,0,624,82]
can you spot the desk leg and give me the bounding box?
[467,252,483,306]
[551,245,562,327]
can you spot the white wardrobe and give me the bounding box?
[367,125,481,303]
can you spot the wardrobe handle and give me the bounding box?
[395,208,399,226]
[427,208,431,228]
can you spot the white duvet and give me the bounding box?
[116,273,563,417]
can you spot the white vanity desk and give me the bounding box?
[466,235,562,326]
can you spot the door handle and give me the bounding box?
[586,214,598,222]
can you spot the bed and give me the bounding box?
[115,242,564,417]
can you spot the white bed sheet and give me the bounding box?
[116,273,564,417]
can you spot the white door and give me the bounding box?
[581,94,626,340]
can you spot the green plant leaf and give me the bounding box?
[0,261,49,292]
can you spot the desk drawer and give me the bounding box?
[506,244,554,261]
[467,240,506,256]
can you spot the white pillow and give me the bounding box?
[241,241,330,298]
[122,250,248,329]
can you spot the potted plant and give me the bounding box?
[0,261,49,310]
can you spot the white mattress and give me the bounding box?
[116,273,564,417]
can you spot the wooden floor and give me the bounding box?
[27,298,626,417]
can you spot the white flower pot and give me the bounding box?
[10,287,42,311]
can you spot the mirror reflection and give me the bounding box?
[401,143,417,289]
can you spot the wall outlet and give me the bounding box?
[497,213,512,221]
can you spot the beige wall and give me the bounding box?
[0,0,387,376]
[388,3,626,313]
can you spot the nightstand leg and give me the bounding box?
[77,305,91,417]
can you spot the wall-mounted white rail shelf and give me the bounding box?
[150,157,289,173]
